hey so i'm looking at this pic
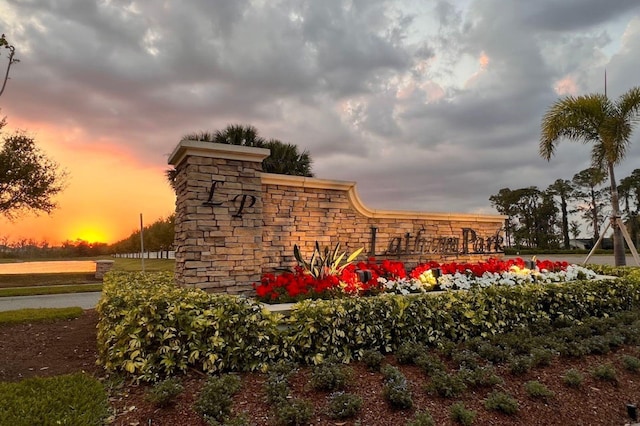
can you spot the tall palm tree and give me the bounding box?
[540,87,640,265]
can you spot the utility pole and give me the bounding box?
[140,213,145,272]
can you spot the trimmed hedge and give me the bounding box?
[97,271,640,379]
[97,272,282,381]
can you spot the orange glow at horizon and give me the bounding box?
[0,117,176,245]
[66,225,111,244]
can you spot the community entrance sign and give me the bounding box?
[168,140,506,293]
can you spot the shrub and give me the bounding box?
[327,392,363,419]
[97,272,282,381]
[450,402,476,425]
[381,365,413,409]
[396,341,425,364]
[436,338,457,358]
[194,374,242,424]
[415,352,446,375]
[622,355,640,372]
[274,398,314,426]
[425,372,467,398]
[619,323,640,344]
[495,332,534,355]
[406,410,436,426]
[562,368,584,388]
[0,373,109,425]
[583,336,611,355]
[269,360,298,380]
[509,355,532,376]
[98,269,640,378]
[484,391,519,415]
[591,363,618,383]
[524,380,554,400]
[452,349,481,370]
[265,362,297,405]
[461,366,503,388]
[558,341,589,358]
[381,364,405,381]
[145,377,184,407]
[361,349,385,371]
[477,342,509,364]
[264,362,314,425]
[530,348,555,367]
[309,359,352,391]
[605,331,626,348]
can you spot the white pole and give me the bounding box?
[140,213,145,272]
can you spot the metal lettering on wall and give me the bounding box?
[203,179,256,218]
[374,226,504,256]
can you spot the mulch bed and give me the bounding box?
[2,310,640,425]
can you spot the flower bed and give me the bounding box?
[254,257,597,303]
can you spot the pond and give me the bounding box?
[0,261,97,275]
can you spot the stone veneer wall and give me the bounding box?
[169,141,269,292]
[169,141,506,294]
[261,174,505,272]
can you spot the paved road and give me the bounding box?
[0,292,101,312]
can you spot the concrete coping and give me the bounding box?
[168,140,270,166]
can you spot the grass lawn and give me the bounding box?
[0,307,84,325]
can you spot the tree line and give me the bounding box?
[491,166,640,250]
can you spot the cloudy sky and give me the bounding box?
[1,0,640,244]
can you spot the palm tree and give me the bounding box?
[540,87,640,266]
[262,139,313,177]
[167,124,314,189]
[184,124,266,147]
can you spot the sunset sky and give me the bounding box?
[1,1,640,245]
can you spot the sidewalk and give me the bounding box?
[0,292,101,312]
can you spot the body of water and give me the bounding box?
[0,261,97,275]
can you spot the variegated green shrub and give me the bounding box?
[281,277,640,364]
[97,271,282,381]
[97,270,640,380]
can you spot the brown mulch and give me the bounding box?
[2,310,640,425]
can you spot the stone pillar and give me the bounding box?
[94,260,115,280]
[168,141,269,294]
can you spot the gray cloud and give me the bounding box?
[1,0,640,221]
